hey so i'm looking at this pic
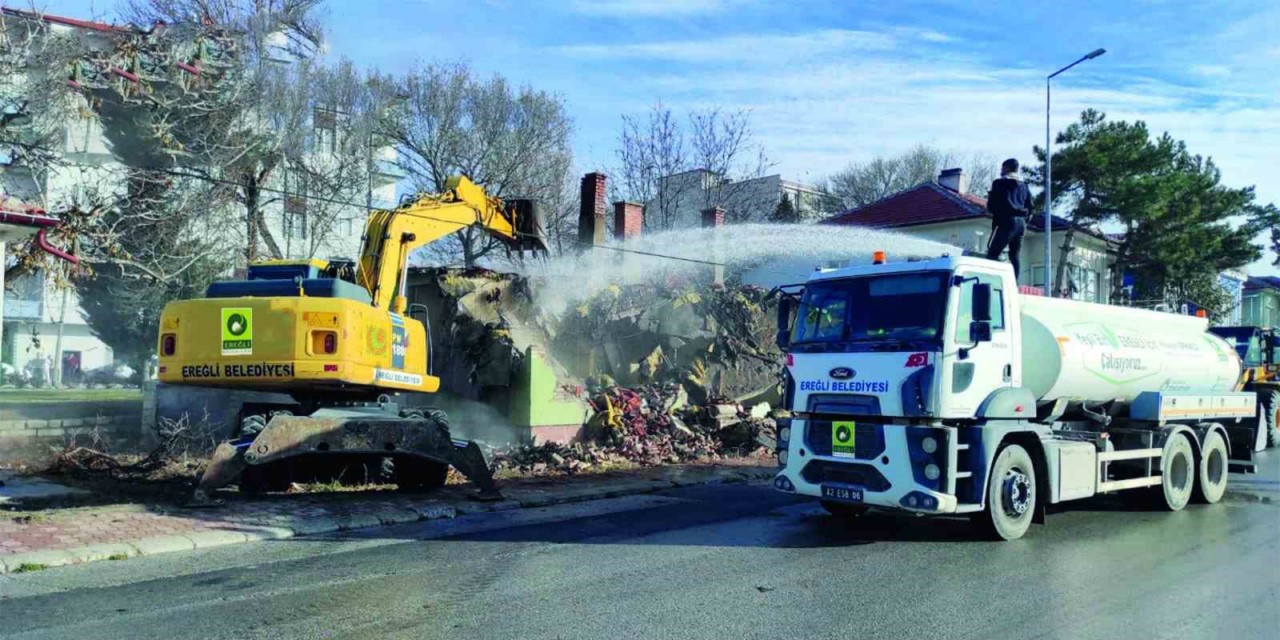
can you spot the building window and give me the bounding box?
[313,107,345,154]
[1030,266,1046,289]
[1064,264,1100,302]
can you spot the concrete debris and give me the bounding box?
[490,383,776,475]
[406,266,783,471]
[749,402,772,420]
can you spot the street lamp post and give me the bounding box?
[1044,47,1105,295]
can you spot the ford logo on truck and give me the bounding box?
[829,367,855,380]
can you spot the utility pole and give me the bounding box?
[1044,48,1106,295]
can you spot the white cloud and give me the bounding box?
[917,29,952,43]
[565,0,747,17]
[558,29,897,63]
[1191,64,1231,78]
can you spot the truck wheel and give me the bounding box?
[1262,391,1280,449]
[1193,430,1229,505]
[978,443,1036,541]
[821,501,868,518]
[1158,434,1195,511]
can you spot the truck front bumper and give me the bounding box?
[773,419,959,515]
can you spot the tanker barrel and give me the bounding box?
[1019,296,1241,406]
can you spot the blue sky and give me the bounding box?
[49,0,1280,272]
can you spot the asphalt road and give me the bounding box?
[2,455,1278,640]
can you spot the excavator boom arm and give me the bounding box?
[357,176,544,310]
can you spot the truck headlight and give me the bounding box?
[924,463,940,481]
[779,427,791,444]
[922,437,938,454]
[778,449,788,466]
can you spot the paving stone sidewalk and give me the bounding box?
[0,462,775,574]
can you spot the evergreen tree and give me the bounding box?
[771,193,798,223]
[1029,109,1278,306]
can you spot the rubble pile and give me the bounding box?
[490,383,777,475]
[407,267,785,475]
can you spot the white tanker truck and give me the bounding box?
[772,253,1261,540]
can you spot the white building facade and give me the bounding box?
[0,9,398,381]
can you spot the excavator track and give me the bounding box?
[189,407,501,506]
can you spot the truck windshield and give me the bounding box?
[790,271,948,352]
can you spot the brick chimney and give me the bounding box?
[578,172,607,248]
[613,201,643,241]
[937,167,969,194]
[700,206,725,228]
[701,206,725,285]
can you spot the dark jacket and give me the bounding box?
[986,176,1034,226]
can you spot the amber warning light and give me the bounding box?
[872,250,886,265]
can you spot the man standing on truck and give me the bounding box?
[985,158,1034,282]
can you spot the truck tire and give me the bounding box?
[977,443,1036,541]
[821,501,868,518]
[1193,430,1229,505]
[1158,434,1195,511]
[1261,390,1280,449]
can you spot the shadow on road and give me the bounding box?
[311,483,998,549]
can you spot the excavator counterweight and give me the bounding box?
[159,176,545,503]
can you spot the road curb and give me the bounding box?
[131,534,196,556]
[0,465,774,575]
[0,549,80,573]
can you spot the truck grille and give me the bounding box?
[800,460,891,492]
[804,421,886,459]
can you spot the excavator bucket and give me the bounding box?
[189,410,502,506]
[502,198,548,253]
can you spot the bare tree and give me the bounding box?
[99,0,328,264]
[616,103,688,231]
[381,63,573,267]
[825,145,999,211]
[688,107,772,224]
[615,103,773,231]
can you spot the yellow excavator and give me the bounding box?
[157,176,545,503]
[1209,325,1280,450]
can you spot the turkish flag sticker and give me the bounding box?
[905,352,928,368]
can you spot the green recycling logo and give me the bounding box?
[221,307,253,355]
[832,420,856,457]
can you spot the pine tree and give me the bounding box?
[1030,109,1278,305]
[771,193,798,223]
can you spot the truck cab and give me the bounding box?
[774,255,1018,514]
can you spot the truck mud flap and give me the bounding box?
[190,415,501,505]
[1224,424,1257,474]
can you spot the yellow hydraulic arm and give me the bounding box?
[357,176,545,312]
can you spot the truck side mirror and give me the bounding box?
[970,321,992,343]
[776,297,794,350]
[972,283,993,323]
